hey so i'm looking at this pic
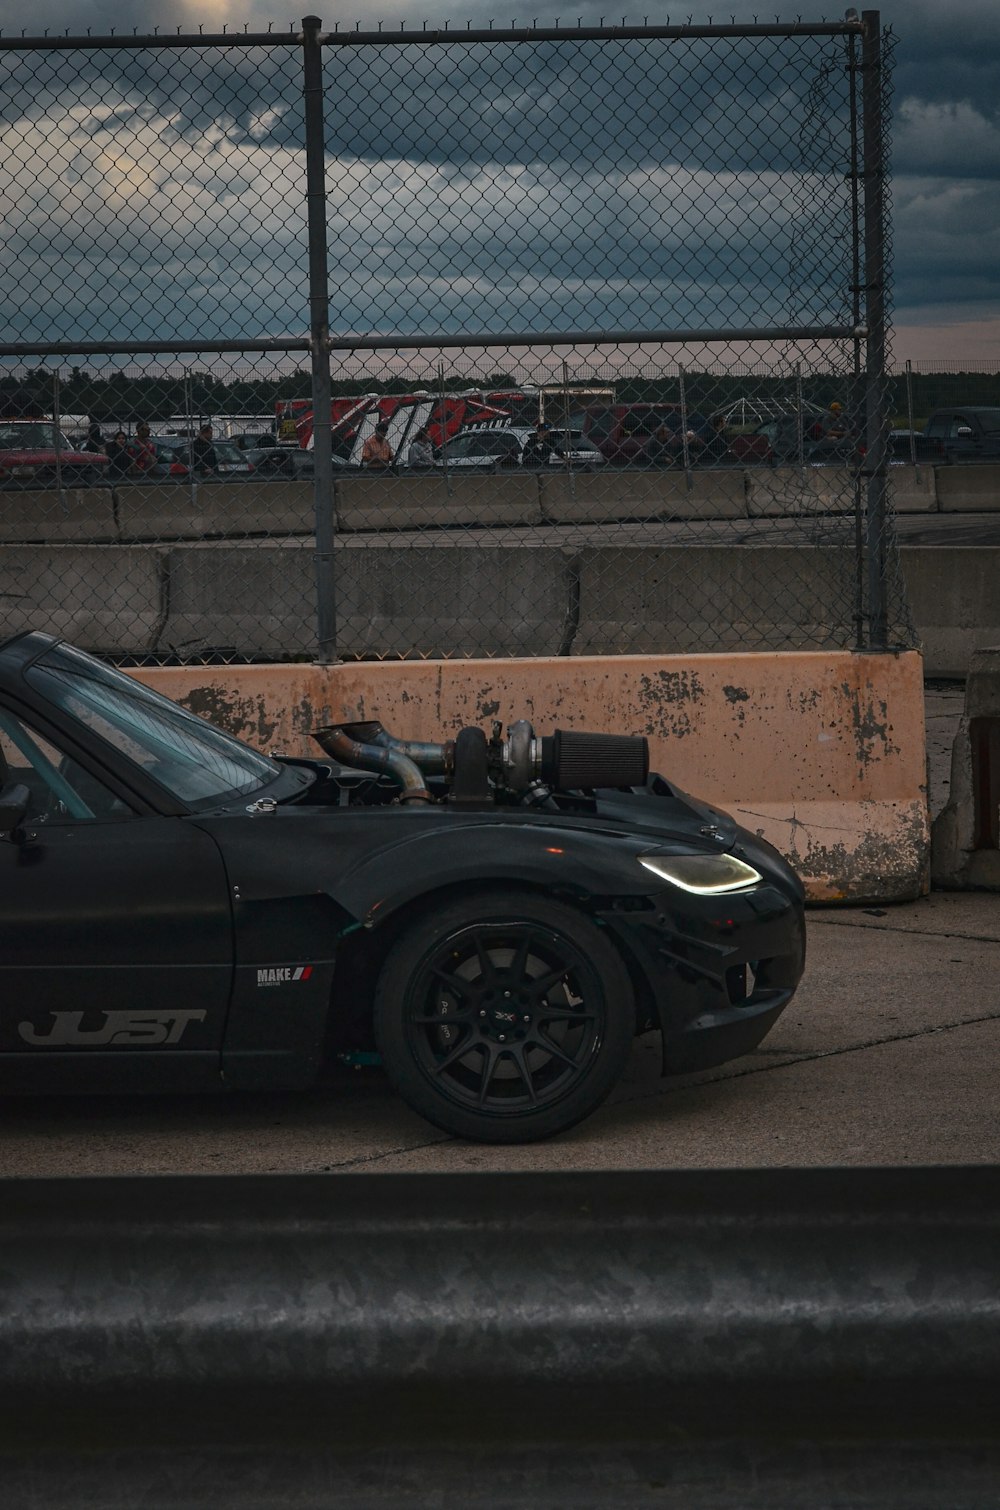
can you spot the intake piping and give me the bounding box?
[313,722,433,803]
[366,725,455,778]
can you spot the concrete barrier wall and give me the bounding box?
[935,464,1000,512]
[2,460,996,547]
[903,546,1000,677]
[538,469,746,523]
[115,481,314,539]
[0,544,164,654]
[573,545,859,655]
[138,649,929,904]
[336,473,542,530]
[889,464,939,513]
[746,466,852,517]
[0,487,117,543]
[9,537,998,674]
[158,542,576,659]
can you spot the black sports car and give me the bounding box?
[0,633,805,1143]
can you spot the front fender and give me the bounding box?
[334,821,655,926]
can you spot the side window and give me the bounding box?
[0,712,135,823]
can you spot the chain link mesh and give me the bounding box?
[0,22,915,665]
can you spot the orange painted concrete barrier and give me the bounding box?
[138,650,928,904]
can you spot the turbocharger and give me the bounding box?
[313,718,649,804]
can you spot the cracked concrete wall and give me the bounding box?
[137,651,928,905]
[931,646,1000,891]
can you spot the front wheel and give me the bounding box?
[373,891,635,1143]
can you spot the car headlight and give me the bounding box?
[639,852,763,894]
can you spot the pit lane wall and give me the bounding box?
[138,650,929,905]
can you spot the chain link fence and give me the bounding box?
[0,15,914,665]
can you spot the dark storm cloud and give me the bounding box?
[0,0,997,344]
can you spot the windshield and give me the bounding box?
[25,644,292,808]
[0,423,69,448]
[449,435,505,457]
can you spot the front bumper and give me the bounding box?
[602,880,806,1075]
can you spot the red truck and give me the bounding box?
[0,419,110,488]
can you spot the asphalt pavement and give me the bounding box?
[0,682,994,1178]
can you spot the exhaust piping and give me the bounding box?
[313,721,434,803]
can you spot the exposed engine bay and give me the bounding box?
[312,719,650,808]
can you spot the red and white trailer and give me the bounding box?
[275,392,510,463]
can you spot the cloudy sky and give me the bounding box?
[0,0,997,367]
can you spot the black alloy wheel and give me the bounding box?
[374,891,634,1143]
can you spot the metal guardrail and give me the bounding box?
[0,1167,997,1506]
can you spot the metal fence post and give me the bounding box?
[861,10,889,650]
[301,15,337,662]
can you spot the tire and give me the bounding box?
[374,890,635,1144]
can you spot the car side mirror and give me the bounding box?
[0,781,31,842]
[955,426,973,437]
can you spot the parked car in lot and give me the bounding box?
[243,446,314,479]
[0,421,110,488]
[146,438,256,480]
[729,415,861,466]
[919,408,1000,463]
[542,428,606,469]
[240,446,353,480]
[437,429,527,470]
[569,404,718,465]
[436,427,605,471]
[0,632,805,1143]
[230,433,280,452]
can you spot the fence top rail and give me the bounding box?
[0,327,868,361]
[0,17,867,51]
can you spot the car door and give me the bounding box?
[0,707,233,1092]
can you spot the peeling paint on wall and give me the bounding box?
[636,668,706,739]
[134,651,928,903]
[735,799,928,902]
[174,685,279,749]
[722,684,751,726]
[843,683,901,774]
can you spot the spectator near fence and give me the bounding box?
[407,426,435,468]
[128,421,155,474]
[105,430,132,477]
[521,421,555,467]
[361,422,394,470]
[192,423,218,474]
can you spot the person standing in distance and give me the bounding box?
[361,421,394,470]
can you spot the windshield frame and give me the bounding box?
[23,642,311,813]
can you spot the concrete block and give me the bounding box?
[935,464,1000,512]
[888,465,938,513]
[159,542,317,658]
[115,481,315,540]
[0,545,163,654]
[900,547,1000,677]
[539,469,746,524]
[137,649,929,904]
[574,545,859,655]
[931,645,1000,891]
[746,466,856,518]
[0,487,117,543]
[335,474,543,531]
[160,542,573,659]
